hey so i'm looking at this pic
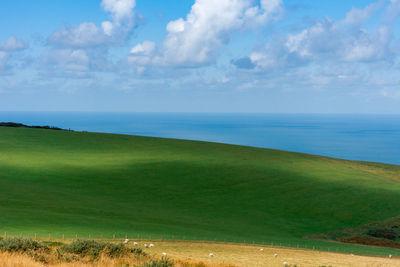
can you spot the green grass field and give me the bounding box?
[1,127,400,256]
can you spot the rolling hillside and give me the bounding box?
[1,126,400,255]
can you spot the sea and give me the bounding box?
[1,112,399,166]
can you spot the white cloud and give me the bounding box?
[132,0,282,67]
[341,0,384,26]
[128,41,157,68]
[0,51,8,71]
[101,0,136,22]
[101,21,114,36]
[130,41,155,55]
[42,49,90,72]
[1,36,28,52]
[247,0,398,71]
[0,36,28,73]
[48,0,136,48]
[48,22,107,48]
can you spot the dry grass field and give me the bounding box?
[1,240,399,267]
[139,240,400,267]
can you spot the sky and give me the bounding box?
[0,0,400,114]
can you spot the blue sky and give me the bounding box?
[1,0,400,113]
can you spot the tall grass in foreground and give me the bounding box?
[0,238,237,267]
[0,252,239,267]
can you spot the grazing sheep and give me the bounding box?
[274,253,278,257]
[389,254,393,259]
[260,248,264,252]
[162,252,167,256]
[133,242,138,246]
[283,262,288,266]
[144,244,149,248]
[124,239,129,244]
[149,243,155,248]
[209,253,214,257]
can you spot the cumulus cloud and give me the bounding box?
[42,49,90,73]
[48,22,108,48]
[130,41,155,55]
[101,0,136,22]
[0,51,8,71]
[48,0,136,48]
[162,0,282,66]
[128,41,156,70]
[244,0,399,71]
[129,0,282,68]
[0,36,28,73]
[1,36,28,51]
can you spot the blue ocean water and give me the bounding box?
[0,112,399,165]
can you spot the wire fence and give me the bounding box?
[2,231,400,257]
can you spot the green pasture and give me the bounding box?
[1,127,400,256]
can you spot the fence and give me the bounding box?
[1,231,400,257]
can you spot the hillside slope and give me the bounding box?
[1,127,400,253]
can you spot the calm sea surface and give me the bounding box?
[1,112,399,165]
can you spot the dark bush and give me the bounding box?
[61,240,146,260]
[0,238,49,253]
[136,256,174,267]
[367,229,397,240]
[62,240,105,259]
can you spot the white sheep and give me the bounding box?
[283,262,288,266]
[260,248,264,252]
[274,253,278,257]
[389,254,393,259]
[209,253,214,257]
[144,244,149,248]
[133,242,138,246]
[162,252,167,256]
[124,239,129,244]
[149,243,155,248]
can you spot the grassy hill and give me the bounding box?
[1,126,400,255]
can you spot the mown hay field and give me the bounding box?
[0,240,399,267]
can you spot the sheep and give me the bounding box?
[283,262,288,266]
[124,239,129,244]
[274,253,278,258]
[162,252,167,256]
[144,244,149,248]
[209,253,214,257]
[133,242,138,246]
[149,243,155,248]
[389,254,393,259]
[259,248,264,252]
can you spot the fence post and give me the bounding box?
[4,232,6,238]
[62,234,65,240]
